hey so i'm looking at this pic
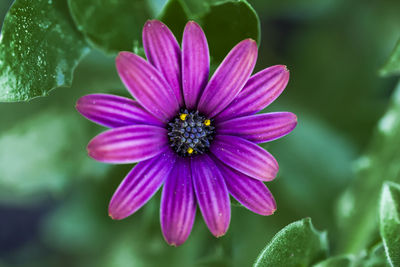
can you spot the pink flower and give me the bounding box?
[76,20,296,246]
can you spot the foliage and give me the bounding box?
[380,182,400,267]
[254,218,328,267]
[1,0,400,266]
[0,0,89,102]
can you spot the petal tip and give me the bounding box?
[244,38,257,44]
[116,51,132,64]
[86,141,101,161]
[210,223,229,238]
[264,208,276,216]
[75,99,82,112]
[165,239,183,247]
[257,200,277,216]
[293,113,298,123]
[108,212,116,220]
[144,19,166,30]
[108,212,125,221]
[266,165,279,181]
[284,65,289,72]
[75,95,90,113]
[286,113,298,131]
[163,234,187,247]
[236,38,257,50]
[243,38,258,50]
[108,205,124,220]
[185,20,200,28]
[278,64,289,72]
[144,19,160,26]
[214,231,227,238]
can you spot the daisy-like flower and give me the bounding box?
[76,20,297,246]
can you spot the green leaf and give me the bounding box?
[380,39,400,77]
[0,0,90,102]
[358,243,390,267]
[199,0,260,62]
[268,111,356,232]
[380,181,400,267]
[181,0,219,15]
[158,0,189,41]
[0,109,107,199]
[313,244,389,267]
[313,255,354,267]
[254,218,328,267]
[68,0,153,54]
[157,0,260,63]
[336,80,400,253]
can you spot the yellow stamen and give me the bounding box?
[204,119,211,126]
[180,113,188,121]
[187,147,194,154]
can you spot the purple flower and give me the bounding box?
[76,20,297,246]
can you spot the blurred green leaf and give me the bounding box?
[379,181,400,267]
[158,0,189,41]
[313,255,354,267]
[181,0,219,15]
[269,111,356,231]
[337,81,400,253]
[42,189,109,253]
[0,0,90,102]
[67,0,153,54]
[357,243,390,267]
[0,0,13,27]
[313,244,390,267]
[0,109,107,199]
[158,0,260,63]
[199,0,260,62]
[254,218,328,267]
[380,39,400,77]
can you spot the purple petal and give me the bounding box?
[76,94,164,128]
[214,159,276,215]
[191,154,230,237]
[215,65,289,122]
[197,39,257,118]
[87,125,168,163]
[116,51,179,122]
[161,157,196,246]
[217,112,297,143]
[182,21,210,109]
[143,20,183,106]
[109,151,176,220]
[210,135,278,181]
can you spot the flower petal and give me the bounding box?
[191,154,230,237]
[215,65,289,122]
[210,135,278,181]
[197,39,257,118]
[214,158,276,215]
[76,94,164,128]
[109,151,176,220]
[182,21,210,109]
[116,51,179,122]
[217,112,297,143]
[161,157,196,246]
[143,20,183,106]
[87,125,168,163]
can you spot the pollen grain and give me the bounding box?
[180,113,188,121]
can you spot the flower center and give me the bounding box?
[167,109,215,157]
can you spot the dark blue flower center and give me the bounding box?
[168,109,215,157]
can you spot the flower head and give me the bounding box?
[76,20,297,246]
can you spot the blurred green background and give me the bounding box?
[0,0,399,266]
